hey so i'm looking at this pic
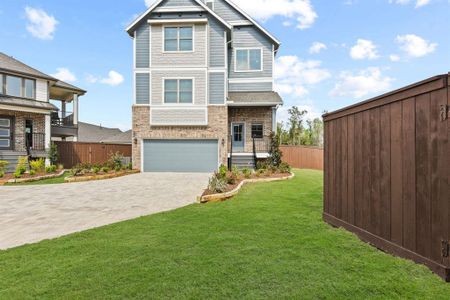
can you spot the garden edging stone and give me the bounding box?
[6,170,66,184]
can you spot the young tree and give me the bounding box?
[268,132,282,167]
[287,106,307,145]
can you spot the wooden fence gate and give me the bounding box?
[323,73,450,281]
[54,142,132,169]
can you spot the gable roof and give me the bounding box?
[220,0,281,48]
[76,122,124,143]
[126,0,232,36]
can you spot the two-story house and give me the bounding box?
[0,53,85,171]
[127,0,282,172]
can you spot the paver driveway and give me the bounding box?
[0,172,210,250]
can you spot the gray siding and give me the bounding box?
[213,0,246,22]
[229,82,272,92]
[136,73,150,104]
[159,0,199,7]
[229,26,273,80]
[209,17,226,68]
[209,72,225,104]
[136,25,150,68]
[143,139,218,172]
[151,107,207,125]
[149,12,201,19]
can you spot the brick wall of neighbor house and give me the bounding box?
[228,107,273,153]
[0,110,45,152]
[132,106,229,170]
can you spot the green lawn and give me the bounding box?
[1,170,449,299]
[6,172,70,186]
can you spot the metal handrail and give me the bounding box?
[229,134,233,171]
[252,137,257,169]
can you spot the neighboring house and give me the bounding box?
[127,0,283,172]
[71,122,131,145]
[0,52,85,171]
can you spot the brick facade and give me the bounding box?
[228,107,273,153]
[0,109,46,152]
[132,106,229,170]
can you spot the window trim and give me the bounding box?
[162,77,195,105]
[0,73,36,100]
[162,25,195,53]
[251,123,264,139]
[206,0,215,10]
[234,47,263,73]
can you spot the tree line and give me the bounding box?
[276,106,324,148]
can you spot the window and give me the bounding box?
[24,79,35,99]
[251,123,263,139]
[206,0,214,9]
[164,26,193,52]
[235,49,262,71]
[164,79,193,104]
[6,75,22,97]
[0,75,3,95]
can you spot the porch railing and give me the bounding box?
[228,136,271,154]
[18,132,46,152]
[51,111,75,127]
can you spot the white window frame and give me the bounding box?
[234,48,263,73]
[1,73,36,99]
[162,25,195,53]
[205,0,215,10]
[162,77,195,105]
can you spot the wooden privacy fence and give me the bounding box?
[280,145,323,170]
[54,141,132,168]
[323,73,450,281]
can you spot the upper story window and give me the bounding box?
[164,26,193,52]
[0,73,36,99]
[164,79,193,104]
[235,48,262,72]
[205,0,214,10]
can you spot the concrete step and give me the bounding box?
[231,155,255,170]
[0,152,27,173]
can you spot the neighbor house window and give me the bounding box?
[6,75,22,97]
[251,123,263,139]
[24,79,35,99]
[164,27,193,52]
[235,48,262,71]
[164,79,193,104]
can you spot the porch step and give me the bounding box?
[230,155,255,170]
[0,152,26,173]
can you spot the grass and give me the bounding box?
[5,171,70,186]
[1,169,450,299]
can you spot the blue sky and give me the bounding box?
[0,0,448,130]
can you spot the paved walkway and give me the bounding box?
[0,173,210,250]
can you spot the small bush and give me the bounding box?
[101,167,111,173]
[70,167,82,177]
[225,171,237,185]
[92,167,100,174]
[126,162,133,170]
[114,166,122,172]
[30,158,45,173]
[109,152,124,170]
[256,160,269,170]
[0,171,4,178]
[13,171,22,178]
[57,164,64,170]
[231,165,240,179]
[48,143,59,165]
[46,165,57,173]
[0,160,9,173]
[242,168,252,179]
[15,157,28,175]
[218,164,228,179]
[29,170,36,176]
[208,173,228,193]
[278,162,291,173]
[256,169,265,177]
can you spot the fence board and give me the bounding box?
[54,142,132,168]
[279,146,323,171]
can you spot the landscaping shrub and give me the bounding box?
[109,152,124,170]
[30,158,45,174]
[69,167,83,177]
[92,167,100,174]
[278,162,292,173]
[101,166,111,173]
[225,171,237,185]
[231,165,240,179]
[256,160,269,170]
[45,165,57,173]
[268,132,283,168]
[48,143,59,165]
[242,168,252,179]
[0,160,9,178]
[15,156,28,177]
[218,164,228,179]
[126,162,133,170]
[208,173,228,193]
[29,170,36,176]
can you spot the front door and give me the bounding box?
[0,116,13,150]
[232,123,245,152]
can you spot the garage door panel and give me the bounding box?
[143,139,218,172]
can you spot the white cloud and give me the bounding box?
[230,0,318,29]
[86,71,124,86]
[274,55,331,97]
[389,54,400,62]
[309,42,327,54]
[51,68,77,82]
[330,67,393,99]
[350,39,379,60]
[396,34,437,57]
[24,7,58,40]
[389,0,432,7]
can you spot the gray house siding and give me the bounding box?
[136,73,150,104]
[209,17,226,68]
[229,82,272,92]
[159,0,199,7]
[209,72,225,104]
[149,12,202,19]
[213,0,246,22]
[136,25,150,68]
[228,26,273,80]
